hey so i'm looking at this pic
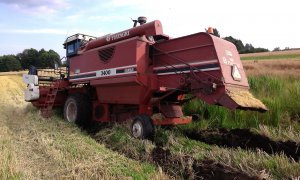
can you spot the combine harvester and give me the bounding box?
[23,17,267,139]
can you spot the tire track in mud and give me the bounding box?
[88,125,257,179]
[183,128,300,161]
[151,147,257,180]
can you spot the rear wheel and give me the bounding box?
[131,115,154,139]
[63,93,91,126]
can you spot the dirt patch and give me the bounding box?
[184,128,300,161]
[152,147,257,180]
[93,128,256,179]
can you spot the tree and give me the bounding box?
[242,43,255,53]
[48,49,62,67]
[35,49,62,68]
[216,28,269,54]
[37,49,49,68]
[0,56,8,72]
[16,48,62,69]
[0,48,62,71]
[0,55,22,71]
[213,28,220,37]
[254,47,269,53]
[5,55,22,71]
[223,36,269,54]
[19,48,39,69]
[224,36,245,53]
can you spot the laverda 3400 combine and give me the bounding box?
[23,17,267,138]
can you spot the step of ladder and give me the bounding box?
[40,81,60,118]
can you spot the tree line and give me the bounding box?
[212,29,269,54]
[0,48,62,72]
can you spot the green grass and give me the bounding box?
[241,54,300,60]
[183,75,300,132]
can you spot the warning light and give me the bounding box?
[232,64,242,81]
[207,27,214,34]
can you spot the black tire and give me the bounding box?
[191,114,201,121]
[131,115,154,139]
[63,93,91,126]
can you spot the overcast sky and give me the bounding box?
[0,0,299,57]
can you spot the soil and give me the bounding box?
[152,147,257,180]
[184,128,300,161]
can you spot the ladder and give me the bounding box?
[41,80,60,118]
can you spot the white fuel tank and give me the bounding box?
[23,74,38,85]
[24,83,40,101]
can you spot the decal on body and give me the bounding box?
[106,31,130,42]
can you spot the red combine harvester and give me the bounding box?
[23,17,267,138]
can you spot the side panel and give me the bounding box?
[211,36,249,87]
[69,37,152,105]
[95,83,142,104]
[153,32,249,89]
[69,37,139,82]
[153,32,222,91]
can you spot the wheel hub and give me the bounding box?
[66,101,77,122]
[132,122,143,138]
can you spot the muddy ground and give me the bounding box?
[151,147,257,180]
[183,128,300,161]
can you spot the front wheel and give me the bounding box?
[131,115,154,139]
[63,93,91,126]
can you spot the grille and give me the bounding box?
[98,46,115,62]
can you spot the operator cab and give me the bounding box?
[63,33,96,57]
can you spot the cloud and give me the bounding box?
[0,0,69,14]
[0,28,105,38]
[0,28,68,35]
[66,14,82,20]
[110,0,142,7]
[88,15,127,22]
